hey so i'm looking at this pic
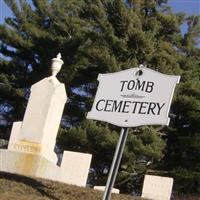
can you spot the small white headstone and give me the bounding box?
[94,186,120,194]
[61,151,92,186]
[141,175,173,200]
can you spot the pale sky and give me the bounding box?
[168,0,200,14]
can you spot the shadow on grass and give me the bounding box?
[0,172,59,200]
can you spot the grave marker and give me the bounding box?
[142,175,174,200]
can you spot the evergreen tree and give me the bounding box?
[163,15,200,194]
[0,0,199,194]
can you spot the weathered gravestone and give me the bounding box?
[141,175,174,200]
[0,54,92,187]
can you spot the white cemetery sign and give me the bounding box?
[87,66,180,200]
[87,67,180,127]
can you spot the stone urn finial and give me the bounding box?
[51,53,64,77]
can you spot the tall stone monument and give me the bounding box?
[0,54,92,187]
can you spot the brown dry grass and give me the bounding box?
[0,172,143,200]
[0,172,199,200]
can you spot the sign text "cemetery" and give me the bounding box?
[96,79,165,116]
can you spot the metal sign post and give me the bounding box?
[102,127,129,200]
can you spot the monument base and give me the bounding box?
[0,149,62,182]
[0,149,92,187]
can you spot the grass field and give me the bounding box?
[0,172,199,200]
